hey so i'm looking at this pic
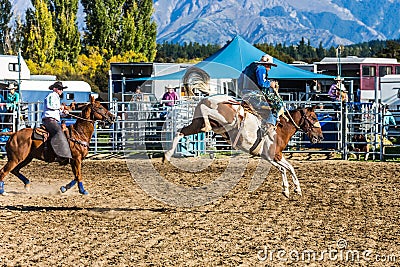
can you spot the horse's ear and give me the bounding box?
[90,95,95,104]
[309,105,316,112]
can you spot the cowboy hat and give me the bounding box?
[165,84,175,89]
[256,54,277,67]
[7,83,16,90]
[50,81,68,90]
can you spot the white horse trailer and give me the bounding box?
[380,75,400,110]
[0,55,30,81]
[19,80,93,105]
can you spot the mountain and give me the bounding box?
[153,0,400,47]
[9,0,400,47]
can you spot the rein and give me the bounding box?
[68,104,107,123]
[68,113,94,123]
[65,104,110,148]
[285,108,321,134]
[284,107,301,130]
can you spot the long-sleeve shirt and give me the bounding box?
[42,91,62,121]
[255,65,271,89]
[6,92,20,111]
[162,92,179,106]
[384,111,397,126]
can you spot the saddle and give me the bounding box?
[32,122,69,142]
[33,123,71,163]
[33,125,49,142]
[240,100,263,119]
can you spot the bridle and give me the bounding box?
[69,103,112,124]
[66,103,113,148]
[286,108,321,135]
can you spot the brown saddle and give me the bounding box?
[240,100,261,118]
[32,122,69,142]
[32,125,50,142]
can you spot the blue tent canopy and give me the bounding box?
[139,35,334,81]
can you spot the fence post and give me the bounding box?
[380,108,384,161]
[342,103,348,160]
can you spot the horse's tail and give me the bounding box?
[0,132,15,136]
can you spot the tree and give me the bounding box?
[0,0,12,54]
[130,0,156,60]
[50,0,81,64]
[119,1,137,54]
[11,16,24,54]
[23,0,56,66]
[81,0,125,57]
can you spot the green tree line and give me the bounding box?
[1,0,400,93]
[0,0,156,92]
[158,37,400,64]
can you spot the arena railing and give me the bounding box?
[0,99,395,161]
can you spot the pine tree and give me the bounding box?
[50,0,81,64]
[0,0,12,54]
[11,16,24,54]
[23,0,56,66]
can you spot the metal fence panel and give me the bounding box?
[0,99,397,161]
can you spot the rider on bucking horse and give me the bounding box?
[239,54,285,140]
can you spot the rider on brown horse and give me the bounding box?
[42,81,72,165]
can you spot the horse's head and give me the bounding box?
[81,96,115,126]
[294,106,324,144]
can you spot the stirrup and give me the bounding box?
[261,124,275,140]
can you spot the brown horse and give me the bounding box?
[0,96,115,195]
[164,95,324,197]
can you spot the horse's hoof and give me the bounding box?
[79,190,89,195]
[24,183,31,192]
[60,186,67,193]
[163,153,171,163]
[282,188,290,198]
[294,187,302,196]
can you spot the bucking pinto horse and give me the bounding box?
[0,96,115,195]
[164,94,324,197]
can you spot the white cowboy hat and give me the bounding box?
[7,83,16,90]
[256,54,277,67]
[165,84,175,89]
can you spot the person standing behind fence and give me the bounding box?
[0,92,6,129]
[328,81,348,111]
[162,84,179,107]
[383,104,397,139]
[5,83,20,125]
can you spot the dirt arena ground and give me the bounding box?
[0,155,399,266]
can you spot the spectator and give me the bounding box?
[162,84,179,107]
[0,92,6,129]
[131,86,142,101]
[328,82,348,111]
[383,104,397,139]
[5,83,20,124]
